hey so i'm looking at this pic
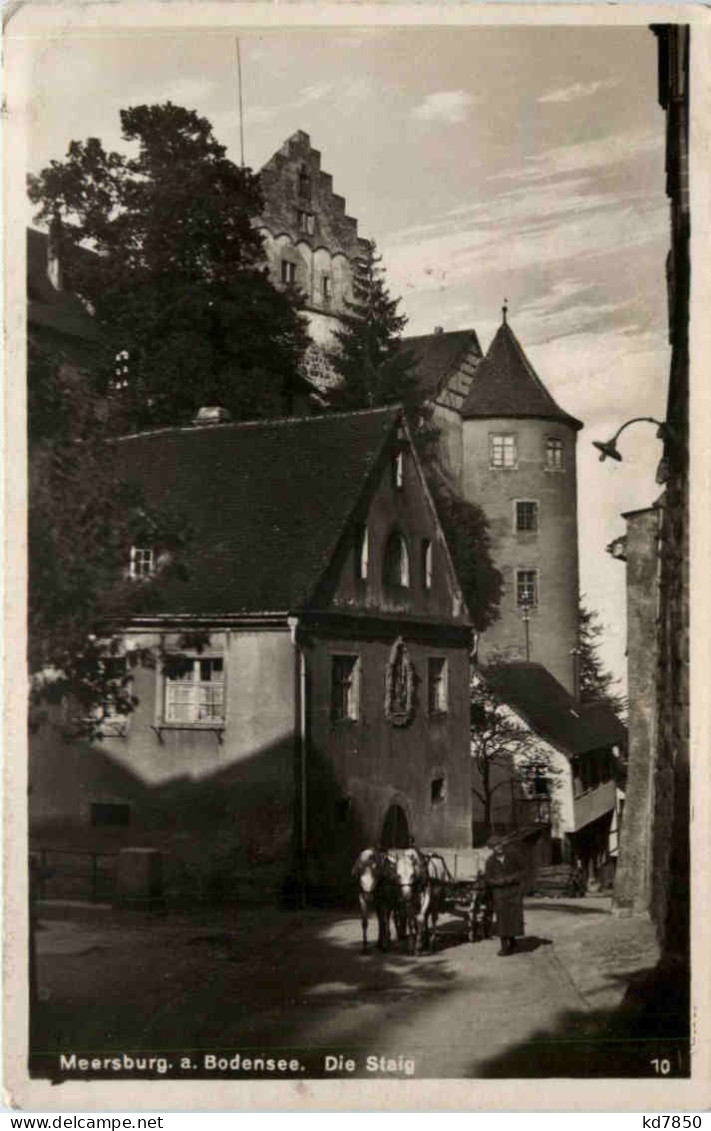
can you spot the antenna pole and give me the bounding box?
[236,37,245,167]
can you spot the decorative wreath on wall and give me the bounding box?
[385,637,416,727]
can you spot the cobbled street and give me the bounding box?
[31,894,682,1081]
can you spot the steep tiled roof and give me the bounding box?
[400,328,483,399]
[482,662,626,757]
[112,407,402,616]
[461,319,582,430]
[27,228,99,343]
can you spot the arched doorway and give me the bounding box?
[381,804,410,849]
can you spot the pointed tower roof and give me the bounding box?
[461,314,583,430]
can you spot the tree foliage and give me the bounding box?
[28,341,189,734]
[470,668,563,839]
[27,103,309,432]
[327,239,419,415]
[577,599,627,718]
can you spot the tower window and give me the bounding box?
[298,167,312,201]
[297,210,315,234]
[384,531,410,588]
[422,539,433,589]
[431,776,447,805]
[516,569,538,608]
[280,260,297,285]
[545,437,564,469]
[322,275,332,303]
[516,501,538,532]
[490,434,517,469]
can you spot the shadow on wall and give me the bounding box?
[29,719,371,906]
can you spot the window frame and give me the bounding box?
[162,654,226,727]
[297,209,315,235]
[280,259,297,285]
[515,499,539,533]
[545,436,564,470]
[516,569,539,608]
[489,433,518,470]
[427,656,449,716]
[330,654,361,725]
[129,545,154,580]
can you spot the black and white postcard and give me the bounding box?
[4,0,709,1112]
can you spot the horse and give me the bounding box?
[351,848,402,953]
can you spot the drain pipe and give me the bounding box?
[288,617,308,907]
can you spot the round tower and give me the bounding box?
[460,309,582,693]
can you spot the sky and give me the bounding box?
[24,23,672,686]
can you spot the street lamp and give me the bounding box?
[592,416,677,463]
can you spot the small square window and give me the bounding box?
[516,570,538,608]
[164,656,224,724]
[331,655,360,723]
[546,437,564,469]
[281,260,297,285]
[428,657,448,714]
[490,434,517,469]
[431,777,446,805]
[130,546,154,579]
[516,501,538,532]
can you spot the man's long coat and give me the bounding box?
[485,846,525,938]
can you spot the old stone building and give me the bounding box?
[29,407,474,900]
[258,130,370,395]
[404,311,583,694]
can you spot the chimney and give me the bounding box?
[192,406,232,427]
[433,326,444,335]
[47,213,63,291]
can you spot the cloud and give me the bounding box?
[114,77,218,110]
[538,78,620,104]
[492,129,662,184]
[411,90,474,124]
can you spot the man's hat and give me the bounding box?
[487,834,504,848]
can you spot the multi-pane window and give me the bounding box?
[516,570,538,608]
[490,434,517,469]
[545,437,564,469]
[422,539,433,590]
[130,546,154,579]
[281,260,297,285]
[516,501,538,532]
[427,657,448,714]
[331,655,360,723]
[355,525,369,581]
[164,657,225,724]
[95,656,130,725]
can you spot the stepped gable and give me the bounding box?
[258,130,369,260]
[400,328,483,405]
[112,406,402,616]
[461,317,582,429]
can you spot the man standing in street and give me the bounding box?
[485,835,525,955]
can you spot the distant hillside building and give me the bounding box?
[258,130,370,393]
[404,311,583,693]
